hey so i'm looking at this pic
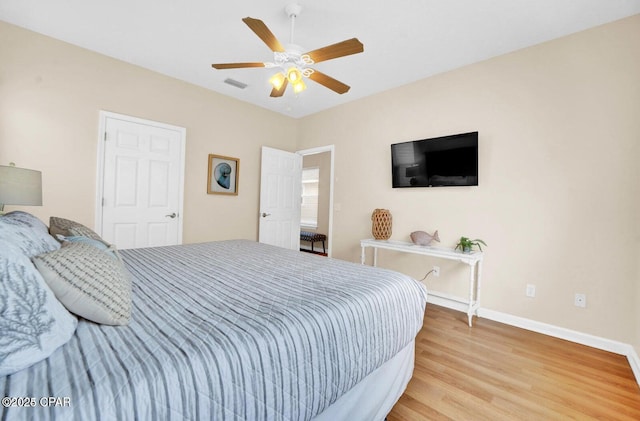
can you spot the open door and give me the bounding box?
[258,146,302,250]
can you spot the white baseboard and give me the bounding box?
[426,291,470,313]
[478,308,631,355]
[427,295,640,388]
[627,347,640,385]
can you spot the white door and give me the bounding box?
[259,146,302,250]
[98,112,185,249]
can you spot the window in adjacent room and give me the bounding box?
[300,167,319,228]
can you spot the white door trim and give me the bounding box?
[95,110,186,243]
[297,145,335,258]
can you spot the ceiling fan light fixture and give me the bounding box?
[269,72,286,90]
[287,67,302,83]
[292,79,306,94]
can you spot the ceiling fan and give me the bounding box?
[211,4,364,97]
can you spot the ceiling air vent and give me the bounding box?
[224,78,248,89]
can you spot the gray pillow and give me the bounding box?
[33,241,132,326]
[49,216,103,241]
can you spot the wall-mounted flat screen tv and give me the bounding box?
[391,131,478,188]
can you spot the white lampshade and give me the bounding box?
[0,165,43,208]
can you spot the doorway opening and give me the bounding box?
[297,145,334,257]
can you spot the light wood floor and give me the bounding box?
[387,305,640,420]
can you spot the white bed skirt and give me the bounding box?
[313,339,415,421]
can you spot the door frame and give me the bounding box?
[296,145,335,258]
[95,110,187,243]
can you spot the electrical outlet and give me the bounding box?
[526,284,536,298]
[432,266,440,277]
[574,293,586,308]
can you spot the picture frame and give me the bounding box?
[207,154,239,195]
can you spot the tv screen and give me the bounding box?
[391,131,478,188]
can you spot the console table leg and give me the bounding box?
[468,264,476,327]
[476,260,483,312]
[360,246,366,265]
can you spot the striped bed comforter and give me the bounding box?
[1,240,427,420]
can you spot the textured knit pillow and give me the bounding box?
[33,242,132,326]
[49,216,103,241]
[0,244,77,376]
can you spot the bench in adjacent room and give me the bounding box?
[300,231,327,254]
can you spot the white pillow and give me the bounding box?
[0,211,60,257]
[0,249,77,376]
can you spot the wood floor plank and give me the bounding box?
[387,305,640,420]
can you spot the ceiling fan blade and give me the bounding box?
[270,78,289,97]
[305,38,364,64]
[211,62,265,69]
[242,17,286,53]
[308,70,351,94]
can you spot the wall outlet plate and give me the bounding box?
[433,266,440,277]
[526,284,536,298]
[574,293,587,308]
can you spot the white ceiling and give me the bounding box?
[2,1,639,118]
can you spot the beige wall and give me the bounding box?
[2,15,639,350]
[298,15,640,346]
[0,21,297,243]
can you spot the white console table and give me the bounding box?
[360,239,484,327]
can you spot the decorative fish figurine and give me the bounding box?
[410,230,440,246]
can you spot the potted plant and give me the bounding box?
[455,236,487,253]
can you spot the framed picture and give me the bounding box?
[207,154,239,195]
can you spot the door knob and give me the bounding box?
[165,212,177,219]
[261,212,271,218]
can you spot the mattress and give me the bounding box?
[1,240,427,420]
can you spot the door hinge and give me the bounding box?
[102,198,105,206]
[104,132,108,141]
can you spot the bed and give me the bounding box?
[0,211,427,420]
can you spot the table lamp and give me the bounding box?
[0,163,43,215]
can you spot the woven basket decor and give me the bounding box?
[371,209,392,240]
